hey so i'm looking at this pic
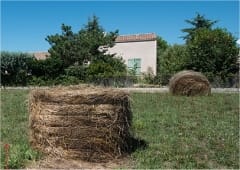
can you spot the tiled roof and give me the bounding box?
[115,33,157,43]
[33,52,50,60]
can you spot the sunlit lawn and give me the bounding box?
[1,90,239,169]
[130,93,239,169]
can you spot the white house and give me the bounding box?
[108,33,157,75]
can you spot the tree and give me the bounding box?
[46,15,119,68]
[157,36,168,53]
[45,15,127,83]
[79,16,127,80]
[46,24,76,67]
[158,45,188,84]
[79,16,118,62]
[186,28,238,82]
[156,36,169,75]
[182,13,217,42]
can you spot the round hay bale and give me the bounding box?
[169,70,211,96]
[29,86,132,162]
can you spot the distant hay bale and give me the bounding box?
[169,70,211,96]
[29,86,132,162]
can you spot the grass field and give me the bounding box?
[1,90,41,169]
[1,89,239,169]
[130,93,239,169]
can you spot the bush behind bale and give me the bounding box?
[169,70,211,96]
[29,86,133,162]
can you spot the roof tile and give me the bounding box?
[115,33,156,43]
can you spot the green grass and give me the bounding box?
[1,90,41,169]
[130,93,239,169]
[0,90,239,169]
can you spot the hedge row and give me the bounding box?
[0,52,135,87]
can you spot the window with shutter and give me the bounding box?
[128,58,141,75]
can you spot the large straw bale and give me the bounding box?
[169,70,211,96]
[29,86,132,162]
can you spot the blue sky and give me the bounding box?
[1,0,239,52]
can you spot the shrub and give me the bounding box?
[158,45,188,85]
[28,76,47,86]
[64,65,86,81]
[29,56,63,79]
[54,75,81,85]
[29,75,81,86]
[1,52,34,86]
[142,67,155,84]
[86,55,127,83]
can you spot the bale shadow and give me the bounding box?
[127,137,148,153]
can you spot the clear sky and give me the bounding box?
[1,0,239,52]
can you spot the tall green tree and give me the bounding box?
[46,15,119,68]
[186,28,238,81]
[46,24,76,67]
[182,13,217,42]
[156,36,169,75]
[157,36,168,53]
[45,15,127,82]
[79,16,118,62]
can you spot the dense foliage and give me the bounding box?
[29,56,63,80]
[46,16,121,69]
[158,45,188,84]
[156,36,169,75]
[186,28,239,86]
[87,55,126,78]
[1,52,33,86]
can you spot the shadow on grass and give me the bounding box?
[127,137,148,153]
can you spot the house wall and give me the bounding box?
[108,40,157,75]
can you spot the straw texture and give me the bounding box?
[29,86,132,162]
[169,70,211,96]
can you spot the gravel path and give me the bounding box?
[1,86,239,93]
[119,87,239,93]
